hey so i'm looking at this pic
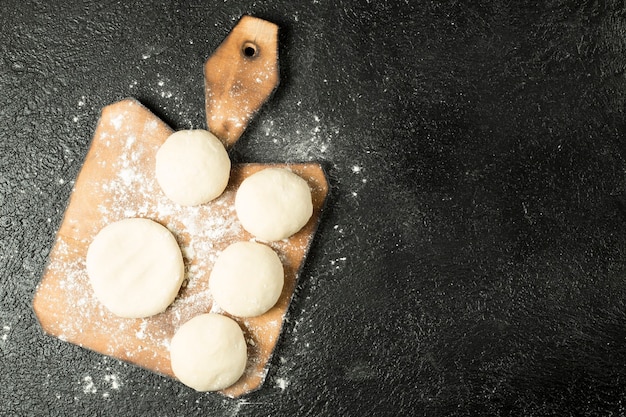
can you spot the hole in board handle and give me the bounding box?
[242,42,258,58]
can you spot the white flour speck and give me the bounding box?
[125,135,136,148]
[110,114,125,130]
[104,374,121,390]
[136,320,148,340]
[330,252,347,270]
[82,376,97,394]
[228,399,250,416]
[146,119,158,131]
[274,377,289,391]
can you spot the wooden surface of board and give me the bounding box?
[205,15,279,148]
[32,98,328,397]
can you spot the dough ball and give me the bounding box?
[235,168,313,241]
[86,218,185,318]
[209,241,284,317]
[155,129,231,206]
[170,313,247,391]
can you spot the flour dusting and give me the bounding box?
[82,376,97,394]
[1,325,9,342]
[274,377,289,391]
[104,374,122,390]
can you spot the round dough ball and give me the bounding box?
[170,313,247,391]
[209,241,284,317]
[235,168,313,241]
[155,129,230,206]
[86,218,185,318]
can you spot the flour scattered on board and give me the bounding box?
[110,114,124,130]
[135,320,148,340]
[43,106,237,357]
[37,99,326,396]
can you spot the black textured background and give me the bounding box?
[2,1,626,416]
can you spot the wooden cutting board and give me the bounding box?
[32,17,328,398]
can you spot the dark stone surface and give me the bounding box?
[3,0,626,415]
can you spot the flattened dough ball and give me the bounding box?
[235,168,313,241]
[155,129,230,206]
[170,313,247,391]
[209,241,284,317]
[86,218,185,318]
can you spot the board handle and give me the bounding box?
[204,15,279,149]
